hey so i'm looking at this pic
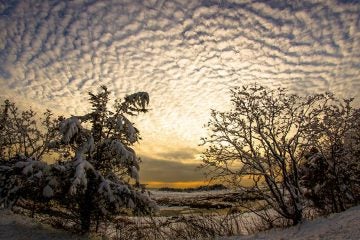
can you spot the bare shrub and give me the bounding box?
[201,84,360,225]
[111,211,247,240]
[201,85,327,225]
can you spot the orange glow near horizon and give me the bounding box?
[145,181,209,189]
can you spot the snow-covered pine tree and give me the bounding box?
[0,86,157,232]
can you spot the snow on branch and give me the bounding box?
[59,117,81,144]
[98,178,116,202]
[109,139,136,163]
[43,185,54,198]
[123,117,138,143]
[15,159,48,175]
[75,136,95,161]
[130,165,139,184]
[125,92,150,110]
[69,159,95,195]
[0,87,156,231]
[107,115,124,132]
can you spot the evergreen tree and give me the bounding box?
[0,86,157,232]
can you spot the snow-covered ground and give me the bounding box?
[150,189,236,216]
[0,209,85,240]
[149,189,231,200]
[223,205,360,240]
[0,205,359,239]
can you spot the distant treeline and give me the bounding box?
[156,184,227,192]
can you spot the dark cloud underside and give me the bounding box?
[140,157,204,182]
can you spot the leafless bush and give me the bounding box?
[201,84,360,225]
[108,206,295,240]
[110,211,249,240]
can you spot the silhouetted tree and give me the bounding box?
[201,84,348,225]
[0,100,58,160]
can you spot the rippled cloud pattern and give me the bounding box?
[1,0,360,176]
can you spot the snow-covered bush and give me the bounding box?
[0,86,157,232]
[201,84,360,225]
[201,85,319,225]
[300,98,360,213]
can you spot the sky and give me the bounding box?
[0,0,360,188]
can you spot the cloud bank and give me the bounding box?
[1,0,359,185]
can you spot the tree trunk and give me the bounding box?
[292,209,303,225]
[80,189,92,232]
[79,176,96,232]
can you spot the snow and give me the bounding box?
[81,136,95,155]
[223,205,360,240]
[130,165,139,183]
[127,198,135,208]
[0,209,86,240]
[98,179,115,202]
[15,160,48,175]
[110,139,135,162]
[69,160,95,195]
[0,205,359,239]
[123,118,138,143]
[115,117,124,131]
[150,189,231,200]
[42,185,54,198]
[59,116,81,144]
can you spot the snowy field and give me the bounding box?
[1,205,359,239]
[223,205,360,240]
[150,189,237,216]
[0,209,86,240]
[150,189,231,199]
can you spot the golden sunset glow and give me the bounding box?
[145,181,209,189]
[0,0,359,187]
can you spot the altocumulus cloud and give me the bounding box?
[1,0,360,184]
